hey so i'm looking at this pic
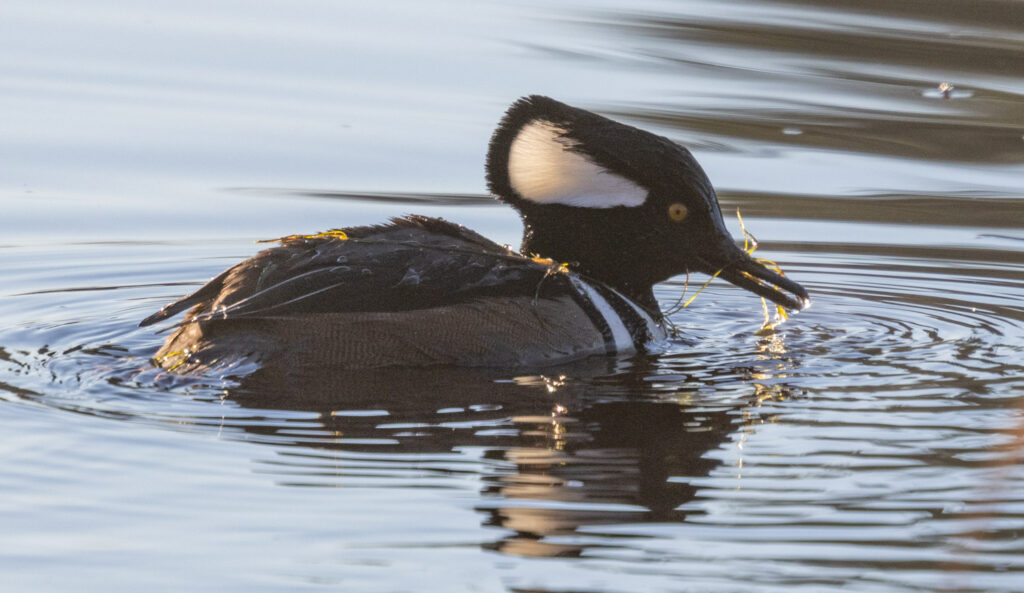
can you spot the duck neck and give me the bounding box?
[520,224,662,319]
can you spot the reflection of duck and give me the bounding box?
[204,358,741,560]
[479,399,735,558]
[141,96,808,371]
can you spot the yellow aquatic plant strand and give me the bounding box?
[681,268,724,308]
[737,209,757,254]
[737,209,790,329]
[154,350,189,371]
[662,269,691,317]
[670,209,790,332]
[679,209,753,310]
[154,350,185,362]
[257,230,349,244]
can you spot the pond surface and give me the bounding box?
[2,1,1023,591]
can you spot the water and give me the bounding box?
[2,1,1023,591]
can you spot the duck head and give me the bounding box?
[486,95,810,315]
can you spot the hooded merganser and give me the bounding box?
[141,95,809,371]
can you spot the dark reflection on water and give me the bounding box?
[228,187,498,207]
[721,192,1024,228]
[619,100,1024,164]
[220,360,745,559]
[546,0,1024,171]
[623,10,1023,80]
[760,0,1024,30]
[479,398,733,558]
[229,188,1024,229]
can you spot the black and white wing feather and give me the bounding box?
[140,216,569,327]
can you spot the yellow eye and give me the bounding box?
[668,203,688,222]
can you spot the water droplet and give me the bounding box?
[922,82,973,100]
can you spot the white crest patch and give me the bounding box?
[507,120,648,208]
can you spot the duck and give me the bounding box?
[141,95,810,372]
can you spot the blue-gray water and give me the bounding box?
[2,1,1023,591]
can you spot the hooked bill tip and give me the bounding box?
[729,264,810,312]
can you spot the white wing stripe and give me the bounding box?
[569,277,635,353]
